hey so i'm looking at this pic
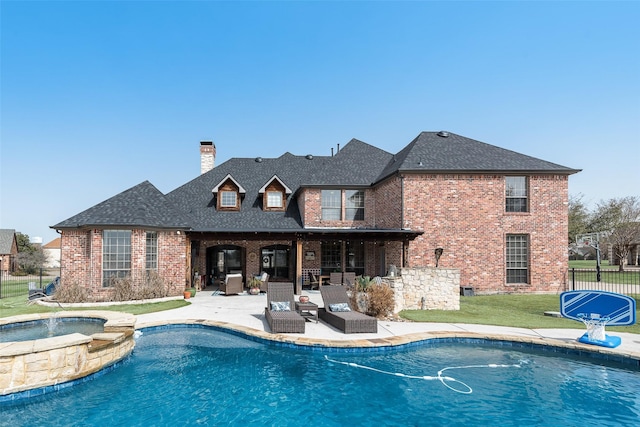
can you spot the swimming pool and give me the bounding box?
[0,317,105,342]
[2,326,639,426]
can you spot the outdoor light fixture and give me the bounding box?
[434,248,444,267]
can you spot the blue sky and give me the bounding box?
[1,0,639,244]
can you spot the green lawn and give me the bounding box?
[569,259,616,269]
[400,294,640,334]
[0,295,189,319]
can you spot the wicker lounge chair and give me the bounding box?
[220,273,243,295]
[319,285,378,333]
[265,282,305,333]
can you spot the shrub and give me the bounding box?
[366,283,395,318]
[54,281,88,303]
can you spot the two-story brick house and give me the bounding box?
[52,132,579,301]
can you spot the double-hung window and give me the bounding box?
[345,190,364,221]
[506,234,529,284]
[321,190,342,220]
[103,230,131,287]
[506,176,528,212]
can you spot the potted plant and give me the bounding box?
[248,277,262,295]
[188,287,197,297]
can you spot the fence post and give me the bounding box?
[570,268,575,291]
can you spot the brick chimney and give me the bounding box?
[200,141,216,174]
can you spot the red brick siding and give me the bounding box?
[300,188,376,228]
[60,229,187,301]
[401,174,569,293]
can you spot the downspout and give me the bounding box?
[400,174,406,267]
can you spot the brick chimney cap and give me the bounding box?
[200,141,214,146]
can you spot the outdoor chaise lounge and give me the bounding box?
[220,273,243,295]
[265,282,305,333]
[319,285,378,333]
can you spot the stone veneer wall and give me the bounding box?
[386,267,460,312]
[0,311,136,397]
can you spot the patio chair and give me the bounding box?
[329,272,343,285]
[220,273,243,295]
[308,272,320,290]
[257,271,269,293]
[319,285,378,333]
[343,272,356,287]
[265,282,305,333]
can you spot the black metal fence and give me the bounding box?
[0,270,59,299]
[569,268,640,297]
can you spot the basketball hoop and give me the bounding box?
[577,313,609,342]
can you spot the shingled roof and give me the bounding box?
[53,132,580,234]
[53,181,192,229]
[377,131,580,181]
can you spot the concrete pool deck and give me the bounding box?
[136,289,640,361]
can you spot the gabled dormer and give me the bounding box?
[259,175,292,211]
[212,174,246,211]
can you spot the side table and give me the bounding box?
[295,301,319,323]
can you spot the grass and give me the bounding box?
[568,259,616,269]
[0,295,190,319]
[401,294,640,334]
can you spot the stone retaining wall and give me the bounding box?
[385,267,460,312]
[0,311,136,397]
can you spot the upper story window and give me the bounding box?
[220,191,238,208]
[321,190,342,220]
[212,174,246,211]
[259,175,291,212]
[345,190,364,221]
[506,176,528,212]
[267,191,283,208]
[321,189,365,221]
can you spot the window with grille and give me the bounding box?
[321,190,342,220]
[102,230,131,287]
[506,176,528,212]
[506,234,529,284]
[266,191,283,208]
[146,231,157,271]
[345,190,364,221]
[220,191,237,208]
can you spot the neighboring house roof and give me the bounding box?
[43,238,61,249]
[53,181,192,230]
[52,132,580,235]
[0,229,17,254]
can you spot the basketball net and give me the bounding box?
[578,313,609,341]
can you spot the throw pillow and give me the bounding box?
[270,301,291,312]
[329,303,351,312]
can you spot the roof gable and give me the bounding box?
[212,174,246,194]
[0,229,17,254]
[52,181,191,230]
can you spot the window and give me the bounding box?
[345,190,364,221]
[506,176,528,212]
[506,234,529,284]
[321,190,341,220]
[103,230,131,287]
[220,191,237,208]
[266,191,283,208]
[321,241,341,271]
[146,231,157,270]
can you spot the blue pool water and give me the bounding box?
[2,326,639,426]
[0,318,105,342]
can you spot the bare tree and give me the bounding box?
[591,197,640,271]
